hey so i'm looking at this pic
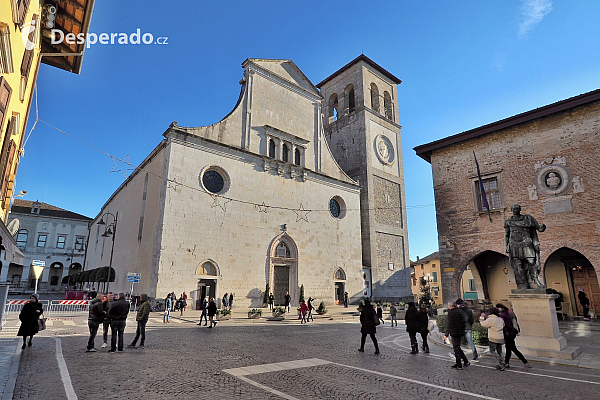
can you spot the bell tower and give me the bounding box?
[317,55,411,302]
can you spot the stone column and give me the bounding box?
[508,292,580,360]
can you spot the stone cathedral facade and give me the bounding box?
[84,56,411,308]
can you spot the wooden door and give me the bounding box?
[573,266,600,315]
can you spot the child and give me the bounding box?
[480,307,506,370]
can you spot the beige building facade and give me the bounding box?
[85,58,414,308]
[410,252,443,305]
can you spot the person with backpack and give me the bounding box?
[497,303,531,370]
[358,299,380,355]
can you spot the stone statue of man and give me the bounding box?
[504,204,546,289]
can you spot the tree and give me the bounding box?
[419,277,434,307]
[299,284,305,302]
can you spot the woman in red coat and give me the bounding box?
[18,294,44,349]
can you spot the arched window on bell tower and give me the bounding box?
[345,84,355,114]
[384,91,393,121]
[370,83,380,113]
[329,93,339,123]
[268,138,276,158]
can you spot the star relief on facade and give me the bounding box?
[374,134,394,165]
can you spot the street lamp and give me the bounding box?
[98,212,118,294]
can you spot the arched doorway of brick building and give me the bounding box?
[544,247,599,319]
[458,250,514,306]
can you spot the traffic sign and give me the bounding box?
[126,277,141,283]
[32,260,45,267]
[127,272,141,278]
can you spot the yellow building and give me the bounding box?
[0,0,94,265]
[410,251,443,305]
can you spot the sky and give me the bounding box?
[15,0,600,260]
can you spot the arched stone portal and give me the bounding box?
[195,260,220,310]
[268,233,298,307]
[544,247,599,318]
[457,250,513,304]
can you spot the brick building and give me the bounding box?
[415,89,600,318]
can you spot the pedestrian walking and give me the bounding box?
[497,303,530,370]
[418,303,430,353]
[222,293,229,309]
[128,293,151,349]
[268,293,275,310]
[86,293,105,352]
[307,297,315,321]
[389,304,398,326]
[405,302,420,354]
[108,293,130,353]
[183,292,188,311]
[164,293,172,323]
[284,292,291,312]
[207,297,218,328]
[480,307,506,370]
[17,294,44,349]
[578,288,591,320]
[444,302,470,370]
[101,292,113,348]
[178,294,186,316]
[455,299,479,362]
[170,292,176,311]
[376,302,384,324]
[344,292,349,308]
[300,300,309,323]
[229,293,234,310]
[198,297,209,326]
[358,299,380,355]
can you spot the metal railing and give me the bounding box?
[4,300,136,317]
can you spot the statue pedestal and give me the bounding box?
[508,292,580,360]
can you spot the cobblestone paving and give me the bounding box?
[6,314,600,399]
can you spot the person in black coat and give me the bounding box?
[578,288,591,320]
[444,302,469,370]
[404,302,420,354]
[417,303,430,353]
[358,299,380,355]
[207,297,218,328]
[18,294,44,349]
[87,293,105,352]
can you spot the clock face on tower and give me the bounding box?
[374,134,394,165]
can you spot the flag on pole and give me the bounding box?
[473,151,492,222]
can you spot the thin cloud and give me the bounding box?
[519,0,553,37]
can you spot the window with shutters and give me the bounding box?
[0,77,11,130]
[20,14,38,100]
[37,233,47,248]
[0,139,16,203]
[0,25,14,74]
[14,0,32,26]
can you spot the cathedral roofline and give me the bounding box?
[316,54,402,88]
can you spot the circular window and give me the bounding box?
[202,170,224,194]
[329,196,346,219]
[329,198,341,218]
